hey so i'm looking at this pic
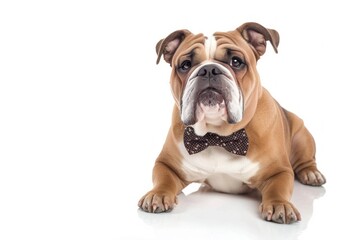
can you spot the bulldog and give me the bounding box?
[138,22,326,224]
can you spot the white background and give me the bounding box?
[1,0,359,239]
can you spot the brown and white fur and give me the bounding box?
[138,22,326,224]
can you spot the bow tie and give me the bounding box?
[184,127,249,155]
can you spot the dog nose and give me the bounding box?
[197,64,222,77]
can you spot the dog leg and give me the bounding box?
[291,124,326,186]
[284,109,326,186]
[259,171,301,224]
[138,161,186,213]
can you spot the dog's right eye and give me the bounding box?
[179,60,192,72]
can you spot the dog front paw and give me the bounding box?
[138,190,177,213]
[260,201,301,224]
[297,167,326,186]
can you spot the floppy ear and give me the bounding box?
[237,22,279,59]
[156,29,191,65]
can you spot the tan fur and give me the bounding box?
[138,22,326,224]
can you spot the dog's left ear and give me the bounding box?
[237,22,279,59]
[156,29,191,65]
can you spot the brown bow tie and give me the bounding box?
[184,127,249,155]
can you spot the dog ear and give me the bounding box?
[156,30,191,65]
[237,22,279,58]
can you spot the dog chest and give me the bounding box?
[179,143,259,194]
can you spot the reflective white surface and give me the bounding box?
[135,182,325,240]
[1,1,359,239]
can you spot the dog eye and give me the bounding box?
[230,57,243,69]
[179,60,192,72]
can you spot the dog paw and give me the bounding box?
[297,167,326,186]
[260,201,301,224]
[138,191,177,213]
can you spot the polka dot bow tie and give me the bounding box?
[184,127,249,155]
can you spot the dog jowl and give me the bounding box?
[138,22,326,224]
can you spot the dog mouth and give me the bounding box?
[194,88,228,123]
[198,88,225,108]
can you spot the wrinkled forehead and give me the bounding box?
[173,30,245,66]
[203,31,244,59]
[204,33,217,59]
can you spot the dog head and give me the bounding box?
[156,22,279,131]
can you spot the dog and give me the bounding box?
[138,22,326,224]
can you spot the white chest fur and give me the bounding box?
[179,143,259,194]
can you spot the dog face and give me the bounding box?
[156,23,279,128]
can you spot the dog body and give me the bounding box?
[138,22,326,224]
